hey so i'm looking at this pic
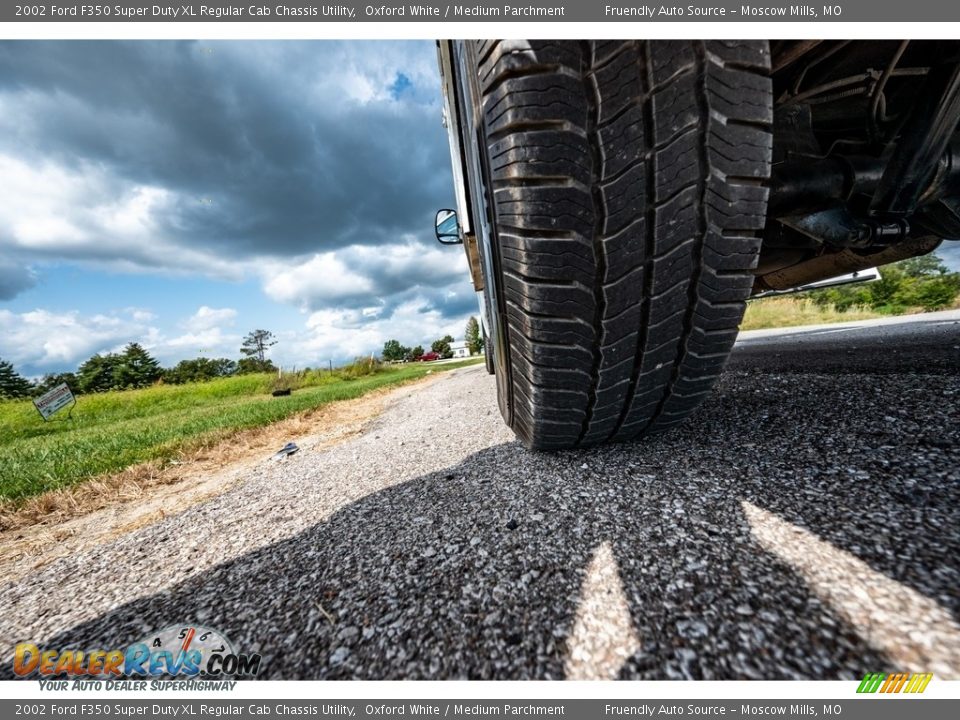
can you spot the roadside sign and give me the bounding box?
[32,383,76,421]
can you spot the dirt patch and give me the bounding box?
[0,371,446,581]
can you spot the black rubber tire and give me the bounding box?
[472,40,773,450]
[483,328,495,374]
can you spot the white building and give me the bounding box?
[450,340,471,358]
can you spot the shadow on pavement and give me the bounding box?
[23,356,960,680]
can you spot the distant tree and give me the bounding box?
[0,358,33,399]
[77,353,122,393]
[407,345,425,362]
[913,276,960,310]
[34,372,79,396]
[237,357,277,375]
[808,251,960,313]
[868,266,903,306]
[113,343,162,389]
[381,339,409,362]
[164,357,237,384]
[210,357,238,377]
[870,255,960,310]
[465,316,483,355]
[899,254,950,278]
[241,329,277,363]
[431,334,455,360]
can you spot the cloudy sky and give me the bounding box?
[0,40,475,377]
[4,41,960,379]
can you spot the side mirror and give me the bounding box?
[435,209,462,245]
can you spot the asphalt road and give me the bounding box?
[2,312,958,680]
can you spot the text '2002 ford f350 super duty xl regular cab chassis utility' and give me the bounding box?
[433,40,960,450]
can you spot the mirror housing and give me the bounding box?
[435,209,462,245]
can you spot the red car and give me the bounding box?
[419,352,439,362]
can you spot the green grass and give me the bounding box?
[741,297,887,331]
[0,358,483,503]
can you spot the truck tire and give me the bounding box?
[473,40,773,449]
[483,328,495,374]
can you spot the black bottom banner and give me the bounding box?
[3,700,958,720]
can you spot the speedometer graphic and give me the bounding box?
[126,625,239,676]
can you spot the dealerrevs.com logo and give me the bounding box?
[13,625,261,678]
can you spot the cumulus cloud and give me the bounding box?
[161,328,242,362]
[263,253,375,308]
[0,153,242,278]
[0,291,481,375]
[0,304,247,373]
[0,41,479,372]
[285,295,477,365]
[184,306,238,332]
[152,306,244,361]
[261,238,467,310]
[0,308,147,369]
[126,308,157,323]
[0,41,453,264]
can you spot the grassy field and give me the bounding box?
[0,358,482,503]
[741,297,886,331]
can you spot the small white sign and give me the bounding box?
[33,383,75,420]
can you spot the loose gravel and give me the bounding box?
[1,319,958,680]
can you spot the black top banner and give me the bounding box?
[0,1,951,23]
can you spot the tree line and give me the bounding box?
[0,329,278,400]
[381,316,484,362]
[807,254,960,312]
[3,314,494,400]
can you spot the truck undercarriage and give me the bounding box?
[758,40,960,291]
[435,40,960,449]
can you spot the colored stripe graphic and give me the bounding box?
[910,673,934,693]
[880,674,896,693]
[857,672,885,693]
[857,672,932,694]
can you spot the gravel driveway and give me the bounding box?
[2,316,958,680]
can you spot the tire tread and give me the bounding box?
[474,40,772,449]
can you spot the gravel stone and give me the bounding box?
[1,316,958,680]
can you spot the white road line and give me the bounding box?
[564,541,640,680]
[742,501,960,679]
[806,327,860,335]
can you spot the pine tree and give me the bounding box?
[77,353,121,393]
[114,343,162,389]
[241,329,277,363]
[465,316,483,355]
[0,358,33,399]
